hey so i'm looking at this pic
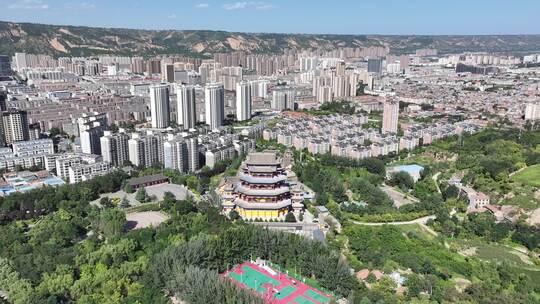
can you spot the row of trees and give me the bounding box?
[0,170,129,223]
[0,197,223,302]
[0,257,34,304]
[293,161,347,204]
[164,266,266,304]
[293,152,446,220]
[151,225,362,300]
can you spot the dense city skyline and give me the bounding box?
[1,2,540,304]
[0,0,539,35]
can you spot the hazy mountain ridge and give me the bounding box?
[1,20,540,57]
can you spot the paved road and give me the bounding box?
[381,184,419,207]
[432,172,442,194]
[349,215,438,236]
[349,215,435,226]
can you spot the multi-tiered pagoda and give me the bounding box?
[222,152,303,220]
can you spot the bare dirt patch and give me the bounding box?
[458,247,477,257]
[126,211,169,230]
[527,208,540,225]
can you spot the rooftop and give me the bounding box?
[389,164,425,174]
[128,173,168,186]
[246,152,279,165]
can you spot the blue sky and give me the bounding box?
[0,0,538,35]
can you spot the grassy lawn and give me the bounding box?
[500,186,539,210]
[455,239,539,270]
[451,238,540,289]
[210,173,224,189]
[474,243,526,266]
[399,224,436,240]
[511,164,540,187]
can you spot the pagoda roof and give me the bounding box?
[245,152,279,166]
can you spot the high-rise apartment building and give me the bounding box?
[367,58,383,74]
[0,90,7,112]
[382,98,399,134]
[128,135,157,168]
[150,84,171,128]
[299,57,319,71]
[1,110,30,145]
[100,131,130,166]
[163,137,189,173]
[131,57,145,74]
[185,135,199,172]
[14,53,27,71]
[332,76,349,98]
[250,79,269,98]
[176,84,196,130]
[205,83,225,130]
[77,113,107,155]
[525,103,540,121]
[80,126,104,155]
[317,86,333,103]
[399,55,410,73]
[161,63,175,83]
[236,81,252,121]
[0,55,11,76]
[271,87,294,111]
[335,61,346,76]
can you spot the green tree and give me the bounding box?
[442,220,457,238]
[0,258,35,304]
[405,273,425,298]
[285,212,297,222]
[95,209,126,239]
[186,175,199,191]
[176,198,197,215]
[443,185,459,200]
[36,265,74,300]
[229,210,240,221]
[366,273,377,284]
[389,171,415,190]
[120,196,130,209]
[124,183,135,194]
[135,187,148,203]
[99,197,113,208]
[374,276,397,294]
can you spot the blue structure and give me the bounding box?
[0,173,65,196]
[386,164,424,182]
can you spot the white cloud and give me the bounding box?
[223,1,248,10]
[255,3,274,10]
[195,3,210,9]
[168,13,178,19]
[79,2,95,9]
[223,1,273,11]
[8,0,49,10]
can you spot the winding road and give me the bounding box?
[349,215,435,226]
[432,172,442,194]
[349,215,438,236]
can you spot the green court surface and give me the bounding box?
[292,295,316,304]
[229,265,280,293]
[275,285,297,299]
[305,290,330,303]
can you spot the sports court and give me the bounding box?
[224,262,332,304]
